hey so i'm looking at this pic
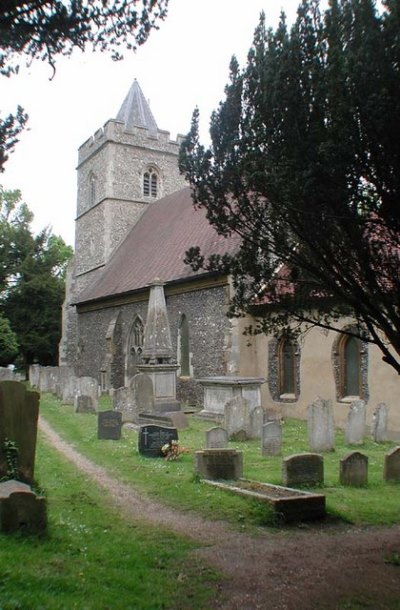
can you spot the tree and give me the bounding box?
[0,0,169,170]
[0,313,18,366]
[0,187,73,370]
[179,0,400,374]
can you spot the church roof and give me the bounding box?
[75,187,241,306]
[116,79,158,135]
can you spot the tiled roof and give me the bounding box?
[75,187,240,305]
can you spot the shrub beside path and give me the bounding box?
[39,417,400,610]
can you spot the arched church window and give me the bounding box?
[143,167,159,198]
[178,314,190,377]
[278,337,296,396]
[126,315,144,380]
[340,335,362,397]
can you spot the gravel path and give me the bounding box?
[39,417,400,610]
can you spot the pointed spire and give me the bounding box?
[116,79,158,135]
[141,279,173,363]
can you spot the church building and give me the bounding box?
[60,80,400,437]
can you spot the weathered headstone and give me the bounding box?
[29,364,41,388]
[0,479,47,534]
[113,386,137,423]
[164,411,188,430]
[134,373,154,412]
[98,410,122,440]
[261,421,282,456]
[194,449,243,480]
[78,376,99,403]
[249,406,264,439]
[371,403,389,443]
[307,397,335,452]
[62,374,79,405]
[345,400,366,445]
[224,396,250,440]
[0,381,40,484]
[264,407,281,422]
[383,446,400,483]
[206,427,228,449]
[138,425,178,457]
[75,394,97,414]
[283,453,324,487]
[340,451,368,487]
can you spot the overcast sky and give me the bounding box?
[1,1,304,246]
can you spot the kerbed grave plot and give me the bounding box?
[202,478,326,523]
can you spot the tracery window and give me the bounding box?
[143,167,159,198]
[126,315,144,379]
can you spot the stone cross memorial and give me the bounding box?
[138,424,178,458]
[97,410,122,440]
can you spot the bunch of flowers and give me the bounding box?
[161,440,185,460]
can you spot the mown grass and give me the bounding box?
[0,434,220,610]
[38,393,400,527]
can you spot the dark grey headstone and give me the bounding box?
[138,425,178,458]
[340,451,368,487]
[0,479,47,534]
[384,446,400,483]
[0,381,40,484]
[283,453,324,487]
[194,449,243,480]
[75,394,96,414]
[97,410,122,440]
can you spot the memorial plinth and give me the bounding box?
[197,376,265,420]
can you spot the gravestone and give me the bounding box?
[345,400,366,445]
[134,373,154,412]
[62,374,79,405]
[98,410,122,440]
[261,421,282,456]
[249,406,264,439]
[224,396,250,440]
[283,453,324,487]
[75,394,97,414]
[113,386,137,423]
[165,411,188,430]
[371,403,389,443]
[0,479,47,534]
[29,364,41,388]
[138,425,178,458]
[206,427,228,449]
[78,376,99,404]
[340,451,368,486]
[264,407,281,422]
[383,446,400,483]
[194,449,243,480]
[307,397,335,452]
[0,381,40,484]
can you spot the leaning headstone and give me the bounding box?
[383,447,400,483]
[307,397,335,452]
[97,410,122,440]
[138,425,178,458]
[113,386,137,423]
[0,381,40,484]
[224,396,250,440]
[340,451,368,487]
[0,479,47,534]
[371,403,389,443]
[345,400,366,445]
[261,421,282,456]
[194,449,243,480]
[249,406,264,439]
[283,453,324,487]
[75,394,97,414]
[134,373,154,412]
[206,427,228,449]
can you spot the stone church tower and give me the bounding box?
[60,79,187,369]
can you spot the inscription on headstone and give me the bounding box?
[138,425,178,458]
[283,453,324,487]
[340,451,368,487]
[98,411,122,440]
[206,427,228,449]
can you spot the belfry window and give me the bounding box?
[143,168,158,198]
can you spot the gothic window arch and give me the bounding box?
[126,315,144,380]
[268,334,300,402]
[143,166,159,199]
[332,326,369,401]
[177,314,191,377]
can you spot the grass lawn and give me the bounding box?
[39,393,400,527]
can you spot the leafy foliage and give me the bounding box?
[0,0,169,170]
[0,313,18,365]
[0,186,73,369]
[179,0,400,373]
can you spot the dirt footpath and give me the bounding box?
[39,417,400,610]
